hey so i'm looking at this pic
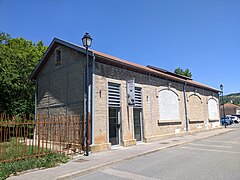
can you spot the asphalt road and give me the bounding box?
[75,125,240,180]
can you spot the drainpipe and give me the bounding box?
[218,93,221,120]
[148,74,154,141]
[34,79,38,144]
[91,53,95,145]
[183,82,188,132]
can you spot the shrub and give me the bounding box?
[0,153,68,180]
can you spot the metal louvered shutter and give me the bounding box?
[134,87,142,108]
[108,83,121,107]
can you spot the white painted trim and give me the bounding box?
[158,86,180,100]
[91,56,95,145]
[188,92,203,103]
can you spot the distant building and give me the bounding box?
[220,103,240,117]
[30,38,220,152]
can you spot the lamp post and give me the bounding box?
[82,33,92,156]
[220,84,226,128]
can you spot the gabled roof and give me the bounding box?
[30,38,220,92]
[223,103,240,109]
[30,38,92,80]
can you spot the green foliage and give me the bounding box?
[220,93,240,105]
[0,138,39,162]
[0,153,68,180]
[0,32,47,115]
[0,137,68,179]
[174,67,192,78]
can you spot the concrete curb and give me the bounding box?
[56,128,233,180]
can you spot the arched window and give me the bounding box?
[159,90,180,121]
[208,98,218,120]
[188,94,203,121]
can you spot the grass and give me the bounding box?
[0,153,68,180]
[0,138,42,162]
[0,138,69,180]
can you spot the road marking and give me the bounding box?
[189,143,232,149]
[100,168,159,180]
[202,140,240,144]
[181,147,240,154]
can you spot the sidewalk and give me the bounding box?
[8,127,233,180]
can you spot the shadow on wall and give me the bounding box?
[36,45,88,117]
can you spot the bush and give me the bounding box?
[0,153,68,180]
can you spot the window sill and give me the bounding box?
[189,120,204,124]
[158,121,182,126]
[209,119,220,122]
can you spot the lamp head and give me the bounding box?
[220,84,223,91]
[82,33,92,48]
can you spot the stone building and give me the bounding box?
[30,38,220,152]
[220,103,240,117]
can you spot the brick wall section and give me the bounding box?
[186,87,220,130]
[93,75,108,144]
[37,44,86,117]
[36,45,220,151]
[94,61,220,146]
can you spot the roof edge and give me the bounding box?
[30,38,94,80]
[93,51,220,92]
[30,38,220,93]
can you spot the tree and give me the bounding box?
[221,93,240,106]
[174,67,192,78]
[0,32,47,115]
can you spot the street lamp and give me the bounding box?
[220,84,226,127]
[82,33,92,48]
[82,33,92,156]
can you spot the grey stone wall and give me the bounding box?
[94,61,220,145]
[35,45,220,151]
[37,44,86,118]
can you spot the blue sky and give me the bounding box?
[0,0,239,95]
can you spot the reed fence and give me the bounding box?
[0,114,84,163]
